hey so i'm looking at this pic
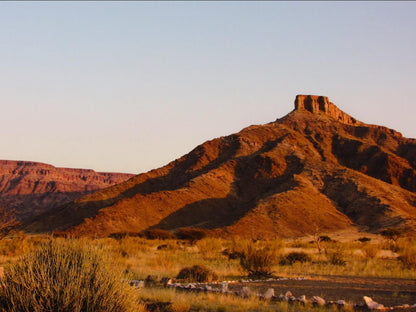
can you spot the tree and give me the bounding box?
[0,207,20,240]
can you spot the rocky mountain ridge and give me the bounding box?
[0,160,134,221]
[26,95,416,238]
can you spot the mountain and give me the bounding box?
[27,95,416,238]
[0,160,134,221]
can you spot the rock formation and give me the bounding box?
[0,160,134,221]
[26,96,416,238]
[294,95,362,126]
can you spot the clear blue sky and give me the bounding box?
[1,2,415,173]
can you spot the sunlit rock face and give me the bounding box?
[294,94,362,126]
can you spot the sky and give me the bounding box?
[1,2,415,174]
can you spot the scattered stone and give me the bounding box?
[325,301,338,309]
[221,281,228,293]
[263,288,275,300]
[184,283,196,289]
[145,275,158,286]
[240,287,253,298]
[279,294,288,302]
[204,285,212,291]
[157,244,168,250]
[298,295,309,305]
[285,291,293,298]
[363,296,385,310]
[336,300,347,306]
[130,280,144,289]
[160,277,173,287]
[312,296,326,306]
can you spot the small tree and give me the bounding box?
[312,225,326,254]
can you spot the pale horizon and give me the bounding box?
[1,2,415,174]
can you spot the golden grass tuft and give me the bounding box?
[0,239,140,312]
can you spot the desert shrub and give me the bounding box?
[140,229,175,240]
[0,233,33,257]
[238,240,282,279]
[109,232,141,240]
[0,239,139,312]
[222,248,244,260]
[398,239,416,268]
[319,235,332,242]
[380,228,402,243]
[358,237,371,243]
[197,237,223,259]
[361,243,380,260]
[279,252,311,265]
[327,246,347,266]
[176,265,218,283]
[175,228,207,244]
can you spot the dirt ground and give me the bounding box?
[227,275,416,308]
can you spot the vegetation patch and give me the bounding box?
[175,228,207,245]
[0,239,140,312]
[176,265,218,283]
[279,252,311,265]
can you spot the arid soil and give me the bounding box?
[26,95,416,238]
[228,275,416,308]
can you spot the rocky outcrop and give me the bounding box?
[294,95,363,126]
[0,160,134,221]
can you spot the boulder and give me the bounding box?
[263,288,275,300]
[221,281,228,292]
[363,296,385,310]
[312,296,326,306]
[240,287,253,298]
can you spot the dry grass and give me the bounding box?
[0,238,140,312]
[0,235,415,311]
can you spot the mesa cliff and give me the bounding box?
[0,160,134,221]
[294,95,362,126]
[26,95,416,238]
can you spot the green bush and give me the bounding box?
[279,252,311,265]
[0,239,139,312]
[176,265,218,283]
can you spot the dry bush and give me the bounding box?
[140,229,175,240]
[398,239,416,268]
[358,237,371,243]
[176,265,218,283]
[0,239,139,312]
[238,239,282,279]
[197,237,223,259]
[175,228,207,244]
[327,245,347,266]
[279,251,311,265]
[361,243,380,260]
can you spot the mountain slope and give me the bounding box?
[0,160,134,221]
[27,95,416,238]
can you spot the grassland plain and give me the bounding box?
[0,233,415,311]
